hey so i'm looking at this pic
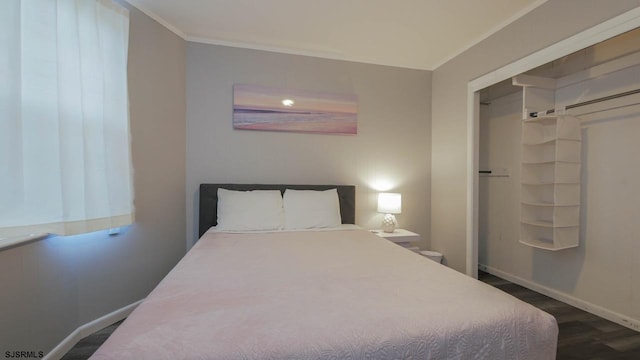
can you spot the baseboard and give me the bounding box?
[44,299,144,360]
[479,264,640,333]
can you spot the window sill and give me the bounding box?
[0,233,50,251]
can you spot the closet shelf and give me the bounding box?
[519,238,554,250]
[523,138,582,146]
[523,117,558,124]
[521,202,580,207]
[519,237,579,251]
[521,160,581,165]
[520,115,581,250]
[521,181,580,185]
[521,220,579,228]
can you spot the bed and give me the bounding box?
[90,184,558,360]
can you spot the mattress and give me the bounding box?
[90,228,558,359]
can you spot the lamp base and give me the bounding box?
[381,214,397,233]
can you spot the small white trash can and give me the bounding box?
[420,250,443,264]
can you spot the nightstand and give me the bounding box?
[371,229,421,252]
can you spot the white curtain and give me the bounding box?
[0,0,133,237]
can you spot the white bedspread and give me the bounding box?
[90,229,557,359]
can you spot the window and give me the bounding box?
[0,0,133,238]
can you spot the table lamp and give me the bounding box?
[378,192,401,233]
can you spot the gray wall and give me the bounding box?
[186,43,432,249]
[0,3,186,354]
[430,0,640,272]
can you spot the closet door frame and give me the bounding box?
[465,7,640,278]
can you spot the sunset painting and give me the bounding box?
[233,84,358,135]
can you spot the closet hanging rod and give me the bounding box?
[529,88,640,118]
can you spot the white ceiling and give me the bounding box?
[126,0,547,70]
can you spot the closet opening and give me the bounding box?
[469,10,640,331]
[480,26,640,252]
[467,8,640,279]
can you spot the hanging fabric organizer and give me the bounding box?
[520,115,581,250]
[512,74,639,250]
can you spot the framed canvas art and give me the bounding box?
[233,84,357,135]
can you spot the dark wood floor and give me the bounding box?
[61,271,640,359]
[60,321,123,360]
[479,271,640,360]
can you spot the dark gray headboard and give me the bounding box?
[199,184,356,237]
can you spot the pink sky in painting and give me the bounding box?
[233,84,357,114]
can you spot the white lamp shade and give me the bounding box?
[377,193,402,214]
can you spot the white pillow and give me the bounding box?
[283,189,342,229]
[216,189,283,231]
